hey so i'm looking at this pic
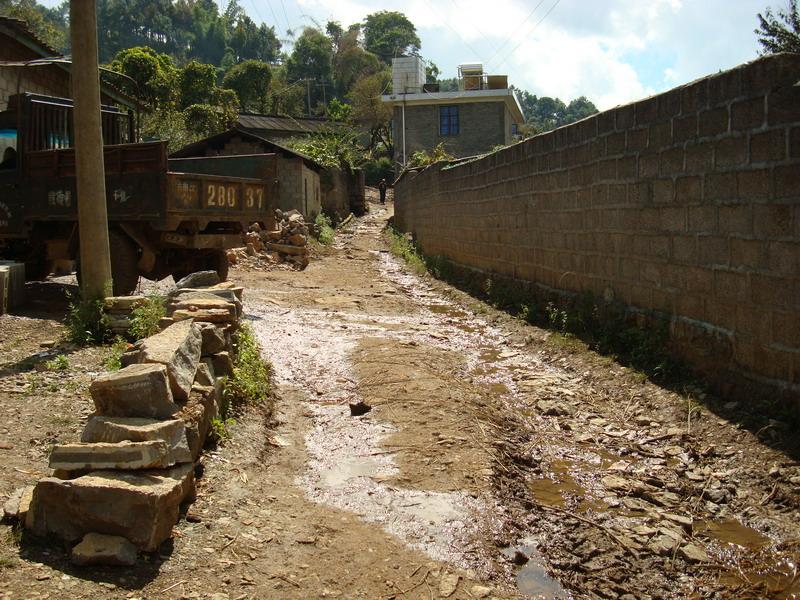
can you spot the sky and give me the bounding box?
[41,0,775,110]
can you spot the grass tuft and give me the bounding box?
[65,291,111,346]
[128,293,166,341]
[221,322,271,418]
[315,213,335,245]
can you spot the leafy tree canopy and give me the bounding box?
[286,27,334,111]
[108,46,177,107]
[756,0,800,53]
[363,11,420,63]
[222,59,272,112]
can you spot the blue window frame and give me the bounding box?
[439,105,459,136]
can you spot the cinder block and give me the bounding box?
[731,96,766,131]
[718,204,753,235]
[714,136,747,168]
[699,107,729,137]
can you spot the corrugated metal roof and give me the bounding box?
[237,113,331,135]
[169,127,324,171]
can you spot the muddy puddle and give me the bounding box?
[694,518,772,550]
[502,537,568,599]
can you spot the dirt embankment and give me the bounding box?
[0,200,798,599]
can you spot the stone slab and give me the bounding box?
[175,271,220,289]
[104,296,146,312]
[199,323,227,355]
[172,308,236,324]
[90,363,179,419]
[211,351,235,378]
[71,533,138,566]
[179,385,219,460]
[81,417,192,465]
[3,486,33,522]
[26,464,195,551]
[139,320,202,402]
[49,441,170,471]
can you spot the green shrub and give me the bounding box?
[209,417,236,442]
[222,322,271,417]
[65,291,111,346]
[128,294,166,340]
[44,354,70,371]
[103,337,130,371]
[315,213,335,245]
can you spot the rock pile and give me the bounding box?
[3,272,245,564]
[229,209,310,270]
[103,296,146,336]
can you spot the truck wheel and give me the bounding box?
[109,229,140,296]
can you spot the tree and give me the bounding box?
[222,59,272,111]
[229,14,280,62]
[108,46,177,107]
[331,24,380,98]
[286,27,333,112]
[349,70,392,153]
[511,87,599,132]
[363,11,420,63]
[0,0,67,50]
[266,65,305,116]
[178,60,218,109]
[756,0,800,53]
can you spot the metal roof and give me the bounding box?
[237,113,331,135]
[169,127,323,171]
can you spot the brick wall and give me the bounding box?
[395,53,800,406]
[394,101,509,159]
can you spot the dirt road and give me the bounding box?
[1,201,799,599]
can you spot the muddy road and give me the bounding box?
[1,200,799,599]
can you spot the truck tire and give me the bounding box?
[109,229,140,296]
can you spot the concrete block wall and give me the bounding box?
[395,53,800,406]
[395,101,508,160]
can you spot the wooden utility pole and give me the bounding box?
[70,0,112,298]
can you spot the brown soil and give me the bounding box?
[0,199,798,600]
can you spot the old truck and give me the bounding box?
[0,93,277,294]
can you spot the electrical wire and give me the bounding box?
[484,0,547,71]
[493,0,563,71]
[278,0,292,36]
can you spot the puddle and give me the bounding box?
[720,569,800,598]
[320,455,383,487]
[694,519,771,549]
[427,303,469,319]
[528,460,585,508]
[502,538,568,598]
[485,382,510,396]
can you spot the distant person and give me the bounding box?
[0,147,16,170]
[378,178,387,204]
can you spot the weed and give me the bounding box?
[0,555,16,569]
[315,213,335,245]
[103,337,130,371]
[65,290,111,346]
[387,232,690,388]
[385,226,427,274]
[128,294,166,340]
[209,417,237,442]
[44,354,69,371]
[222,322,271,417]
[48,414,72,426]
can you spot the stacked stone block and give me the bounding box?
[5,273,246,563]
[394,53,800,407]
